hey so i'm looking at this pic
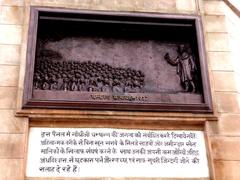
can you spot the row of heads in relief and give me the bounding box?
[33,59,145,93]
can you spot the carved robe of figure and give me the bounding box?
[61,75,69,91]
[42,74,50,90]
[33,73,42,89]
[70,76,78,91]
[164,45,197,92]
[49,75,58,90]
[102,83,111,92]
[113,80,124,93]
[57,76,63,90]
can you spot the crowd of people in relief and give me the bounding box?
[33,59,145,93]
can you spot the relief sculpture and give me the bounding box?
[33,58,145,93]
[164,45,197,93]
[23,8,213,111]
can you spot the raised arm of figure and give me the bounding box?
[164,53,179,65]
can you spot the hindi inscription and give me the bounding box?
[26,128,209,178]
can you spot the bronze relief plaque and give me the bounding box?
[23,7,212,112]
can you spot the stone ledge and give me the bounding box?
[25,178,210,180]
[16,108,218,123]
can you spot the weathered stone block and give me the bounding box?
[0,110,27,133]
[218,114,240,135]
[136,0,176,12]
[204,15,227,32]
[206,33,230,51]
[0,45,20,65]
[204,1,226,15]
[212,71,237,91]
[90,0,118,11]
[0,65,19,86]
[176,0,196,13]
[214,161,240,180]
[211,136,240,160]
[115,0,137,11]
[0,0,24,6]
[0,25,22,45]
[207,52,233,71]
[0,159,24,180]
[0,87,17,109]
[0,6,23,25]
[0,134,25,158]
[40,0,92,8]
[215,92,240,113]
[144,0,176,12]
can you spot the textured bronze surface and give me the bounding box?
[34,58,145,93]
[164,44,198,93]
[23,7,212,112]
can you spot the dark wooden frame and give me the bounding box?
[23,6,212,113]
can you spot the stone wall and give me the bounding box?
[204,1,240,179]
[0,0,27,179]
[0,0,239,179]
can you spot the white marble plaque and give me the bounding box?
[26,128,209,178]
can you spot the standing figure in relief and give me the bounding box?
[164,44,197,93]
